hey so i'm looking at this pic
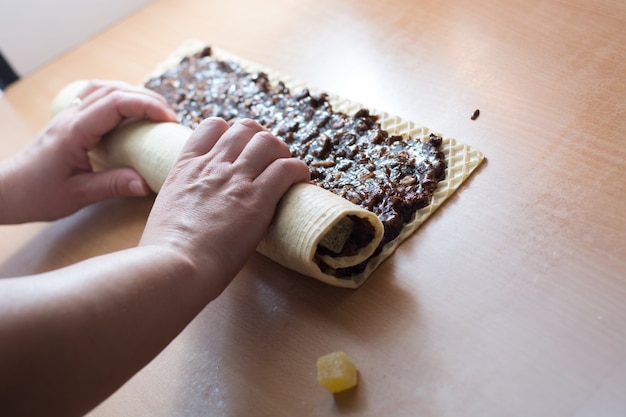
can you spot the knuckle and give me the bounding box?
[107,89,126,104]
[199,117,229,129]
[237,118,262,130]
[83,79,102,90]
[109,175,126,197]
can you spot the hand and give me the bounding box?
[0,80,178,224]
[140,118,310,296]
[0,117,308,415]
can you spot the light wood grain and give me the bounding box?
[1,0,625,415]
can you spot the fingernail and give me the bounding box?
[129,180,148,196]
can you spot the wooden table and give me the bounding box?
[2,0,625,415]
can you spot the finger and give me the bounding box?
[254,157,311,202]
[78,80,172,109]
[77,80,131,101]
[69,168,150,207]
[210,118,265,163]
[180,117,230,159]
[73,90,179,147]
[234,130,292,177]
[80,86,177,122]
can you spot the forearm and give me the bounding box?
[0,245,220,417]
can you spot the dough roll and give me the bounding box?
[52,82,385,288]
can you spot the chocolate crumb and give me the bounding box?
[471,109,480,120]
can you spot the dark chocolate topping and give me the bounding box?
[145,49,446,277]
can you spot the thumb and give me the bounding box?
[77,168,151,203]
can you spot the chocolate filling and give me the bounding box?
[145,47,446,278]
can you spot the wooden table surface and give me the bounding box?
[2,0,625,415]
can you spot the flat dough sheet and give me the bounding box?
[105,39,482,288]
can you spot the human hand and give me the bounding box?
[0,80,178,224]
[139,118,310,296]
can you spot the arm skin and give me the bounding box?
[0,83,310,416]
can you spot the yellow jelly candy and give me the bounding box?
[316,351,358,393]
